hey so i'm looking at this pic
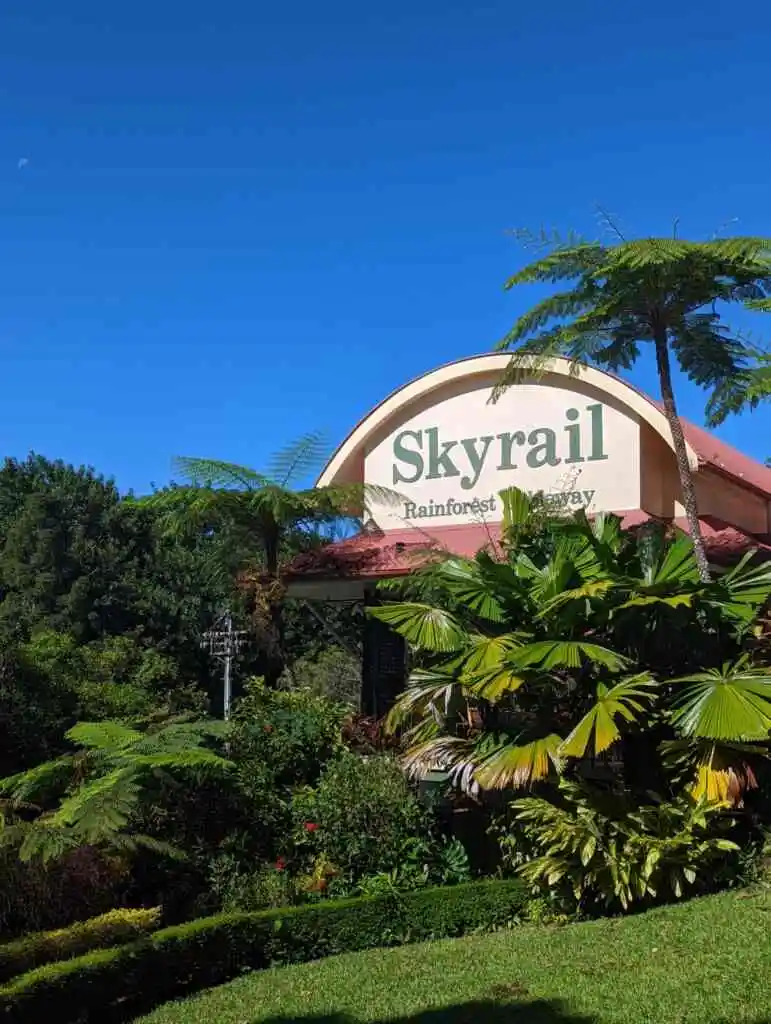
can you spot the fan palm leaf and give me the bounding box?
[670,660,771,741]
[367,603,468,653]
[474,733,564,789]
[560,674,659,758]
[385,670,463,732]
[510,640,628,672]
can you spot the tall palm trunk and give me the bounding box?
[653,328,711,582]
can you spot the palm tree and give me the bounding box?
[373,487,771,806]
[497,232,771,581]
[143,433,398,685]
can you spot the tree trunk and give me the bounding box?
[653,329,711,582]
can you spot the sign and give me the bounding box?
[363,381,641,529]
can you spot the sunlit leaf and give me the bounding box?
[367,603,468,652]
[671,661,771,740]
[511,640,628,672]
[474,734,564,789]
[560,674,658,758]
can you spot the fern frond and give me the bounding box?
[0,758,73,806]
[172,457,271,490]
[504,242,606,287]
[66,721,142,751]
[266,432,330,487]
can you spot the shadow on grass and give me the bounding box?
[260,999,597,1023]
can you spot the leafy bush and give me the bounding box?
[503,781,739,913]
[0,845,128,942]
[0,906,160,982]
[280,646,362,707]
[0,878,528,1023]
[209,854,300,912]
[291,750,429,884]
[231,679,348,791]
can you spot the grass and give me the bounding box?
[135,888,771,1024]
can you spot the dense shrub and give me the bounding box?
[231,679,349,789]
[291,750,429,883]
[0,845,128,942]
[0,907,161,982]
[494,781,740,914]
[0,878,528,1023]
[279,646,362,707]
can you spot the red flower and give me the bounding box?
[304,822,319,832]
[275,857,287,871]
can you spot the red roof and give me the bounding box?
[677,417,771,497]
[288,513,771,581]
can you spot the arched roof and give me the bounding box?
[317,354,700,487]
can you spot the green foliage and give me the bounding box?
[231,678,349,789]
[0,906,161,983]
[0,845,128,942]
[0,718,232,863]
[499,234,771,379]
[0,879,528,1024]
[497,231,771,579]
[377,490,771,804]
[506,781,738,913]
[279,645,362,707]
[290,750,430,886]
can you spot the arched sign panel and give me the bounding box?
[363,377,641,530]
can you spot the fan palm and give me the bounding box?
[142,433,400,684]
[374,487,771,804]
[497,232,771,581]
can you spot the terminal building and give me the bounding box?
[288,354,771,715]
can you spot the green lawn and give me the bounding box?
[136,889,771,1024]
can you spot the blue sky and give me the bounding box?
[1,1,770,493]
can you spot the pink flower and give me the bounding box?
[304,822,319,833]
[275,857,287,871]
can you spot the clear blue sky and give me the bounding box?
[2,1,770,493]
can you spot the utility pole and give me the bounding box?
[202,611,249,720]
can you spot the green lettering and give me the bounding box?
[564,408,584,464]
[587,404,608,462]
[497,431,526,470]
[425,427,460,481]
[526,428,561,469]
[393,430,424,484]
[460,435,494,490]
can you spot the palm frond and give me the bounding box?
[706,553,771,628]
[511,640,628,672]
[66,721,143,751]
[560,674,659,758]
[172,457,271,490]
[474,733,564,789]
[367,603,468,653]
[266,432,330,487]
[448,633,525,675]
[433,558,506,623]
[0,758,73,805]
[670,660,771,741]
[385,670,462,732]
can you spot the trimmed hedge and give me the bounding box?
[0,878,527,1023]
[0,907,161,983]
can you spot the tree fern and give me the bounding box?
[498,233,771,581]
[0,717,233,864]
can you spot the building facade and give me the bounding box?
[288,354,771,713]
